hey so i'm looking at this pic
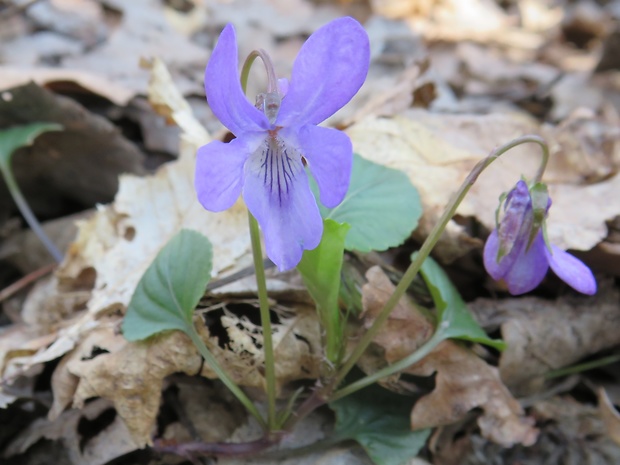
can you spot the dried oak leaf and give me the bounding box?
[63,324,202,447]
[359,266,537,447]
[407,340,538,447]
[49,305,321,446]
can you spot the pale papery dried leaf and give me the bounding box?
[20,59,264,372]
[408,340,538,447]
[347,110,620,261]
[204,305,322,391]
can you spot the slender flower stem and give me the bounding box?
[186,326,267,430]
[248,213,278,430]
[331,330,446,401]
[240,50,279,94]
[0,164,63,263]
[239,51,280,431]
[333,135,550,388]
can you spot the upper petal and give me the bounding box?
[503,233,549,295]
[497,180,532,260]
[195,136,260,212]
[276,17,370,127]
[243,136,323,271]
[291,125,352,208]
[205,24,269,135]
[545,245,597,295]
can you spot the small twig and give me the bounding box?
[153,433,283,459]
[0,262,56,303]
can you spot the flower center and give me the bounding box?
[251,135,303,206]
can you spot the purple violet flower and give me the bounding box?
[195,18,370,271]
[483,180,596,295]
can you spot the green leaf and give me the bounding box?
[0,123,62,169]
[122,229,213,341]
[297,219,350,363]
[317,154,421,252]
[416,254,506,350]
[330,384,430,465]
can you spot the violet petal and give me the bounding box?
[195,137,256,212]
[503,233,549,295]
[205,24,269,136]
[545,245,597,295]
[292,125,352,208]
[242,137,323,271]
[277,17,370,127]
[483,230,512,280]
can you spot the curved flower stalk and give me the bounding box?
[195,17,370,271]
[484,180,596,295]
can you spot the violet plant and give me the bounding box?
[123,16,597,463]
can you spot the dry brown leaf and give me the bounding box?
[599,388,620,446]
[347,110,620,261]
[0,82,145,221]
[66,325,202,447]
[358,267,537,447]
[0,67,135,105]
[470,283,620,396]
[3,398,139,465]
[46,304,320,446]
[2,60,230,376]
[361,266,433,363]
[407,340,538,447]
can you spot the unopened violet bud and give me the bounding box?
[484,180,596,295]
[496,181,531,261]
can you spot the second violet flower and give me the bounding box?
[195,18,370,271]
[484,180,596,295]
